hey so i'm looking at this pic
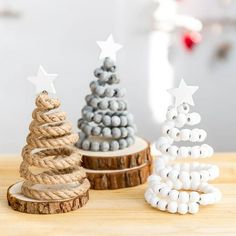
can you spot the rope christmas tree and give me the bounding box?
[145,79,221,214]
[76,35,152,190]
[7,66,90,214]
[76,57,136,152]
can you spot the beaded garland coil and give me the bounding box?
[145,84,221,214]
[7,92,90,214]
[76,57,152,190]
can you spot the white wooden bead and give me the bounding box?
[160,144,171,153]
[148,175,161,184]
[178,146,189,158]
[182,179,191,190]
[144,190,152,202]
[178,191,189,203]
[199,170,209,182]
[160,186,171,197]
[191,146,201,158]
[191,181,200,191]
[150,196,159,207]
[180,129,191,141]
[190,171,201,182]
[157,200,168,211]
[190,129,200,142]
[188,202,199,214]
[199,129,207,142]
[169,190,179,201]
[168,146,178,156]
[199,194,209,205]
[175,113,187,128]
[189,192,200,202]
[177,104,189,114]
[169,128,179,139]
[166,108,178,120]
[167,201,178,213]
[160,169,170,179]
[173,180,183,190]
[156,137,169,149]
[178,203,188,214]
[179,171,190,182]
[169,170,179,181]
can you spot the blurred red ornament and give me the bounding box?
[182,31,202,51]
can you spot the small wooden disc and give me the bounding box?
[78,137,152,170]
[7,181,89,214]
[85,162,152,190]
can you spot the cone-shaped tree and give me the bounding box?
[145,80,221,214]
[20,91,90,200]
[76,57,136,152]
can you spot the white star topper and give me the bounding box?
[97,34,123,61]
[168,79,199,106]
[28,65,58,94]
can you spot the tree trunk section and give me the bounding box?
[7,181,89,214]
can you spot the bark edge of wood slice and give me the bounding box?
[7,181,89,214]
[85,161,152,190]
[79,136,152,170]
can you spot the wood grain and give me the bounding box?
[0,153,236,236]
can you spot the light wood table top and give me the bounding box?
[0,153,236,236]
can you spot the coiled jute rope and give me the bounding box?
[20,91,90,200]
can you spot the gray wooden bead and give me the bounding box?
[105,87,114,97]
[120,116,128,126]
[99,100,109,110]
[77,118,83,128]
[84,111,93,122]
[89,98,99,108]
[100,141,109,151]
[108,74,119,84]
[127,113,134,125]
[110,140,119,151]
[109,100,119,111]
[92,126,101,136]
[103,57,115,70]
[84,125,92,135]
[102,115,111,126]
[127,127,134,136]
[82,140,90,150]
[112,128,121,138]
[127,136,134,146]
[78,131,86,140]
[111,116,121,126]
[116,88,126,97]
[95,86,105,96]
[85,94,93,103]
[91,141,100,151]
[102,127,111,137]
[89,81,98,91]
[82,105,93,114]
[119,139,127,149]
[120,127,128,137]
[94,68,103,78]
[93,113,102,123]
[97,71,110,82]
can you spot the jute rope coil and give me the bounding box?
[20,91,90,200]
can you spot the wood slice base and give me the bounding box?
[7,181,89,214]
[77,137,152,190]
[85,162,152,190]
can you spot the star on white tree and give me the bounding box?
[168,79,199,106]
[97,34,123,61]
[28,65,58,94]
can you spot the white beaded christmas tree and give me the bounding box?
[145,79,221,214]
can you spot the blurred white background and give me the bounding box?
[0,0,235,153]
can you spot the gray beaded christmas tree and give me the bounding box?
[76,57,136,152]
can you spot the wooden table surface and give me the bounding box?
[0,153,236,236]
